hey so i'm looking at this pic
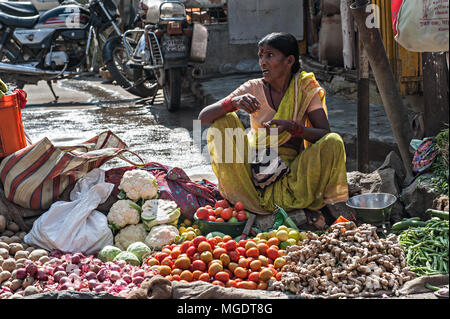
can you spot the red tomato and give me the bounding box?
[208,209,215,216]
[208,215,217,222]
[221,208,233,220]
[214,206,224,217]
[237,211,247,221]
[196,207,209,220]
[216,199,229,208]
[234,201,245,212]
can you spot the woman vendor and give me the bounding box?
[198,32,349,228]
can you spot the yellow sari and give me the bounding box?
[207,71,349,214]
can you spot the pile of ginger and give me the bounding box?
[269,221,416,298]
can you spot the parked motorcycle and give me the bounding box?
[0,0,61,16]
[0,0,122,101]
[103,0,208,111]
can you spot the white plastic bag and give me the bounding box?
[394,0,449,52]
[24,168,114,255]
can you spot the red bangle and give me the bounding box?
[221,97,237,113]
[288,120,304,136]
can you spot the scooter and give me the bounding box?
[103,0,208,111]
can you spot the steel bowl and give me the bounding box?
[346,193,397,224]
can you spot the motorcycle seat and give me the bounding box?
[0,1,39,17]
[0,11,39,28]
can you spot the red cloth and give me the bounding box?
[13,89,27,109]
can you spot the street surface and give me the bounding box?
[22,76,218,183]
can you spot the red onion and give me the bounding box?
[50,249,64,258]
[58,283,71,291]
[84,271,97,281]
[65,263,79,274]
[55,265,65,273]
[122,274,132,284]
[132,269,145,278]
[68,273,80,283]
[59,277,71,285]
[71,255,81,265]
[110,271,121,282]
[89,263,101,274]
[132,276,144,285]
[115,260,127,268]
[26,263,38,277]
[53,271,67,283]
[79,288,90,293]
[44,265,54,276]
[35,269,49,281]
[16,268,27,280]
[96,268,109,282]
[88,280,98,290]
[109,264,121,272]
[94,285,105,293]
[115,279,127,287]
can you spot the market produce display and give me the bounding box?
[142,224,308,290]
[398,211,449,276]
[269,221,416,297]
[0,232,157,299]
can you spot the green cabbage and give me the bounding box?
[98,245,122,262]
[127,241,151,262]
[113,251,141,266]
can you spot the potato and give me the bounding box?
[0,256,3,267]
[10,279,23,291]
[8,243,23,256]
[6,222,20,233]
[22,276,34,289]
[0,242,9,250]
[0,215,6,233]
[0,236,12,244]
[25,246,36,253]
[18,232,27,240]
[0,248,8,259]
[0,270,11,283]
[23,286,40,296]
[0,292,12,299]
[29,249,48,262]
[9,236,22,244]
[38,255,50,264]
[16,258,27,265]
[14,251,29,260]
[2,230,14,237]
[2,258,16,272]
[22,243,29,250]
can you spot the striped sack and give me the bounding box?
[0,130,144,210]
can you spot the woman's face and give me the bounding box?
[258,44,293,83]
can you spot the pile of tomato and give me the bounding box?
[144,234,286,290]
[196,200,249,223]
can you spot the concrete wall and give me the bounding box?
[190,23,261,78]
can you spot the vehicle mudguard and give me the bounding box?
[102,36,122,64]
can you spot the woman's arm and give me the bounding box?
[263,93,330,143]
[197,94,262,125]
[296,93,330,143]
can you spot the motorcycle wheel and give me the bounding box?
[163,68,182,112]
[104,37,158,98]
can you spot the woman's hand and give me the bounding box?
[263,119,295,135]
[232,94,261,114]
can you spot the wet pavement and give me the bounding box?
[22,75,218,183]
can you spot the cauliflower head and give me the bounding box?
[141,199,180,230]
[119,169,158,201]
[144,224,179,250]
[114,223,148,250]
[107,199,141,229]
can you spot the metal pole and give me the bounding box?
[350,0,413,180]
[357,32,370,173]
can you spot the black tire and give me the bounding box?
[163,68,182,112]
[104,38,157,98]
